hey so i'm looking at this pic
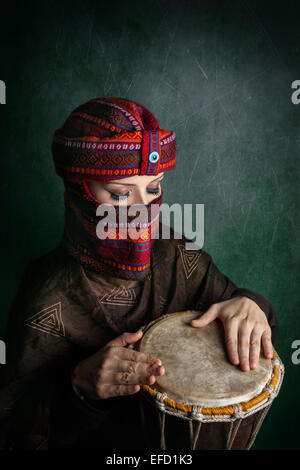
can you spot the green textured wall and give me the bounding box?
[1,0,299,449]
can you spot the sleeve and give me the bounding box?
[193,251,278,343]
[0,263,73,449]
[47,367,123,449]
[0,262,121,450]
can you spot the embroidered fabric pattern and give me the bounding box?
[62,181,162,280]
[52,97,176,279]
[52,97,176,182]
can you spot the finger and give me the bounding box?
[113,359,165,377]
[102,368,163,386]
[262,329,273,359]
[249,327,262,369]
[190,305,218,328]
[100,383,141,399]
[224,318,239,366]
[109,346,162,366]
[238,321,252,371]
[107,329,143,348]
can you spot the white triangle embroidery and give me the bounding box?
[25,302,65,338]
[98,287,138,306]
[178,245,201,280]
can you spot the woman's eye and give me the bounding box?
[109,192,130,200]
[147,186,160,194]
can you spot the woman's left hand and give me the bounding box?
[190,296,273,371]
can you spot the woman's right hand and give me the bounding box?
[71,329,165,400]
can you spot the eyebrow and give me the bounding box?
[103,175,165,187]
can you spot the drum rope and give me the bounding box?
[157,410,166,450]
[246,366,284,449]
[226,419,242,450]
[189,421,202,450]
[245,403,272,450]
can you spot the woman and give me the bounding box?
[0,97,277,450]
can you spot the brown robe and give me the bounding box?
[0,225,278,450]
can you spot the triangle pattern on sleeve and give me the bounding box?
[178,244,201,280]
[25,302,65,338]
[98,287,138,306]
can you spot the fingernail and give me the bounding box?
[153,358,161,366]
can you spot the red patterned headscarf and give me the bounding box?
[52,97,177,280]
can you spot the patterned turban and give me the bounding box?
[52,97,176,182]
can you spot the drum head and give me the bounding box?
[139,311,273,407]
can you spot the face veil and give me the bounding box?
[52,97,176,280]
[62,180,163,280]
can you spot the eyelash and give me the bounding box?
[109,186,161,201]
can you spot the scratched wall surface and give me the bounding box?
[1,0,299,449]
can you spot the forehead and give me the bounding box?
[107,172,164,185]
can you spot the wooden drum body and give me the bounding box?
[135,311,284,450]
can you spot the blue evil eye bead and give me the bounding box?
[148,151,159,163]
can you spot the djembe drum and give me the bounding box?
[134,311,284,450]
